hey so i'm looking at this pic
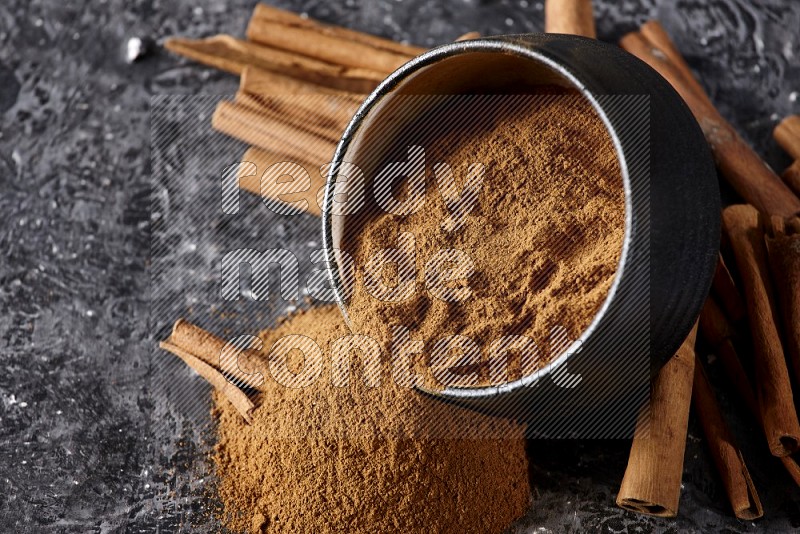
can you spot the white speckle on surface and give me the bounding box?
[519,0,529,7]
[34,18,43,27]
[783,40,794,60]
[790,91,798,102]
[754,34,764,53]
[72,32,80,40]
[752,64,760,73]
[21,461,27,465]
[192,6,203,16]
[126,37,145,63]
[56,410,62,415]
[86,309,95,317]
[505,17,514,27]
[19,402,28,408]
[700,37,708,46]
[73,480,79,485]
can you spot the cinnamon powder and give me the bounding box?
[211,305,530,533]
[210,93,622,532]
[347,94,624,384]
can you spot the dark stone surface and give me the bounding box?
[1,0,799,532]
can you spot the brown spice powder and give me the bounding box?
[347,94,624,384]
[212,305,530,533]
[210,93,621,532]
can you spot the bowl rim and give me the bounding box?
[321,35,634,399]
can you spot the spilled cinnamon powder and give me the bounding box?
[346,94,624,385]
[209,93,622,532]
[211,305,530,533]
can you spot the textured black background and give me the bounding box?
[1,0,800,532]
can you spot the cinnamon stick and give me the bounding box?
[160,322,262,424]
[167,319,266,390]
[775,115,800,195]
[783,160,800,196]
[212,100,337,165]
[712,253,747,326]
[616,324,697,517]
[764,215,800,385]
[236,146,326,217]
[544,0,596,38]
[455,31,481,41]
[774,115,800,160]
[159,340,255,423]
[239,66,361,99]
[639,21,711,107]
[723,204,800,457]
[698,297,759,420]
[248,3,425,58]
[164,35,384,93]
[620,28,800,217]
[699,295,800,487]
[233,91,357,144]
[692,357,763,520]
[246,11,413,74]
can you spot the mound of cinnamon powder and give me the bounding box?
[211,305,530,533]
[346,94,624,385]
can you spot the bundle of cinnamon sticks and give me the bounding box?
[615,16,800,523]
[165,4,482,216]
[162,0,800,523]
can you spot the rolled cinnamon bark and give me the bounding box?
[544,0,596,38]
[764,215,800,385]
[160,320,265,423]
[774,115,800,160]
[699,296,800,488]
[775,116,800,195]
[723,205,800,457]
[165,35,385,93]
[783,160,800,196]
[698,297,758,420]
[616,325,697,517]
[212,101,337,165]
[236,146,326,217]
[455,31,481,41]
[246,15,413,74]
[234,91,357,144]
[639,21,711,106]
[167,319,266,390]
[693,357,763,520]
[712,253,747,326]
[248,3,425,58]
[620,29,800,217]
[159,340,255,423]
[239,66,361,99]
